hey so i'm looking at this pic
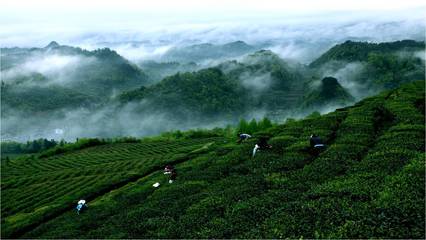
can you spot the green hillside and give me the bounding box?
[119,50,306,121]
[1,81,424,238]
[2,40,423,141]
[120,42,424,122]
[303,77,355,109]
[1,84,99,114]
[308,40,425,90]
[309,40,424,68]
[1,42,150,139]
[220,50,306,110]
[1,42,148,98]
[118,68,248,120]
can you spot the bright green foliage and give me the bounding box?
[258,117,273,130]
[237,119,249,133]
[1,137,222,238]
[248,119,258,133]
[236,117,274,134]
[1,81,424,239]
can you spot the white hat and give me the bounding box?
[153,182,160,188]
[78,200,86,204]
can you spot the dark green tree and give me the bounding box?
[237,119,249,134]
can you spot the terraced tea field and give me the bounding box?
[1,137,224,237]
[1,81,425,238]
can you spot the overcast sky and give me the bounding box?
[0,0,425,47]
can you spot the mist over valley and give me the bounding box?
[1,32,424,141]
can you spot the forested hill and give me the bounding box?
[1,42,148,97]
[118,41,424,122]
[309,39,425,67]
[1,81,424,239]
[302,76,355,109]
[117,68,247,119]
[1,40,424,141]
[1,42,150,119]
[117,50,307,121]
[308,39,425,92]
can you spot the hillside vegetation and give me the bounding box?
[1,81,424,238]
[1,42,148,114]
[118,41,424,121]
[2,40,424,140]
[309,40,424,67]
[309,40,425,90]
[118,68,247,120]
[303,77,355,109]
[119,50,307,121]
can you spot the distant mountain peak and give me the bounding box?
[224,40,249,46]
[255,49,274,54]
[321,76,340,88]
[319,77,352,98]
[45,41,60,48]
[247,49,280,60]
[303,76,355,108]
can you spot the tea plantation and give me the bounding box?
[1,81,425,239]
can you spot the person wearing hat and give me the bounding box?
[76,199,87,214]
[310,134,325,149]
[237,133,252,144]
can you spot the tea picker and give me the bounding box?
[76,199,87,214]
[153,165,178,188]
[310,134,325,149]
[237,133,252,144]
[252,136,272,157]
[164,165,177,183]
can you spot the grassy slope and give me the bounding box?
[1,81,425,239]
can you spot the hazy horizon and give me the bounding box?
[1,1,425,47]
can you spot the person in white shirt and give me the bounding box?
[237,133,252,144]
